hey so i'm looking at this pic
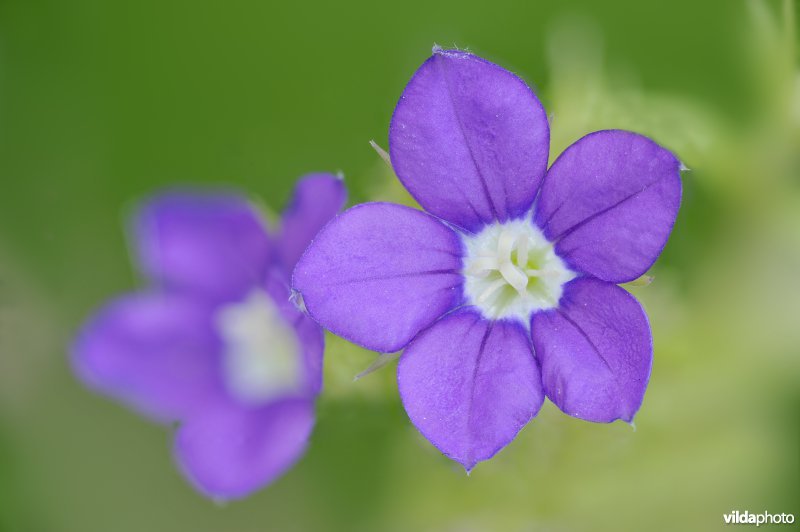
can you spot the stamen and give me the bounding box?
[516,234,529,267]
[466,256,499,274]
[499,262,528,293]
[497,229,516,260]
[526,268,560,278]
[477,278,507,304]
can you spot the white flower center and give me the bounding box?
[215,289,303,405]
[462,220,575,321]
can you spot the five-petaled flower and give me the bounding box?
[294,49,682,470]
[73,175,346,498]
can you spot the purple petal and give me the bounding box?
[72,293,222,423]
[531,278,652,423]
[291,310,324,395]
[277,173,347,271]
[293,202,464,352]
[264,272,324,396]
[397,309,544,470]
[534,130,682,283]
[134,192,272,302]
[174,398,314,499]
[389,49,550,232]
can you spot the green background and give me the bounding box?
[1,0,798,530]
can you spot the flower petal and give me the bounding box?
[531,278,652,423]
[72,293,222,423]
[389,49,550,232]
[264,272,325,396]
[134,192,272,302]
[276,173,347,271]
[293,202,464,352]
[174,398,313,499]
[397,309,544,470]
[534,130,682,283]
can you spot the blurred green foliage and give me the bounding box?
[0,0,798,531]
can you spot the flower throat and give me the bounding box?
[462,220,575,321]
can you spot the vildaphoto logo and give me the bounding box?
[723,510,795,526]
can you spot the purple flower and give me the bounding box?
[293,49,682,470]
[73,174,346,499]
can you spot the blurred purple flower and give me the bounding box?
[73,174,346,499]
[294,49,682,470]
